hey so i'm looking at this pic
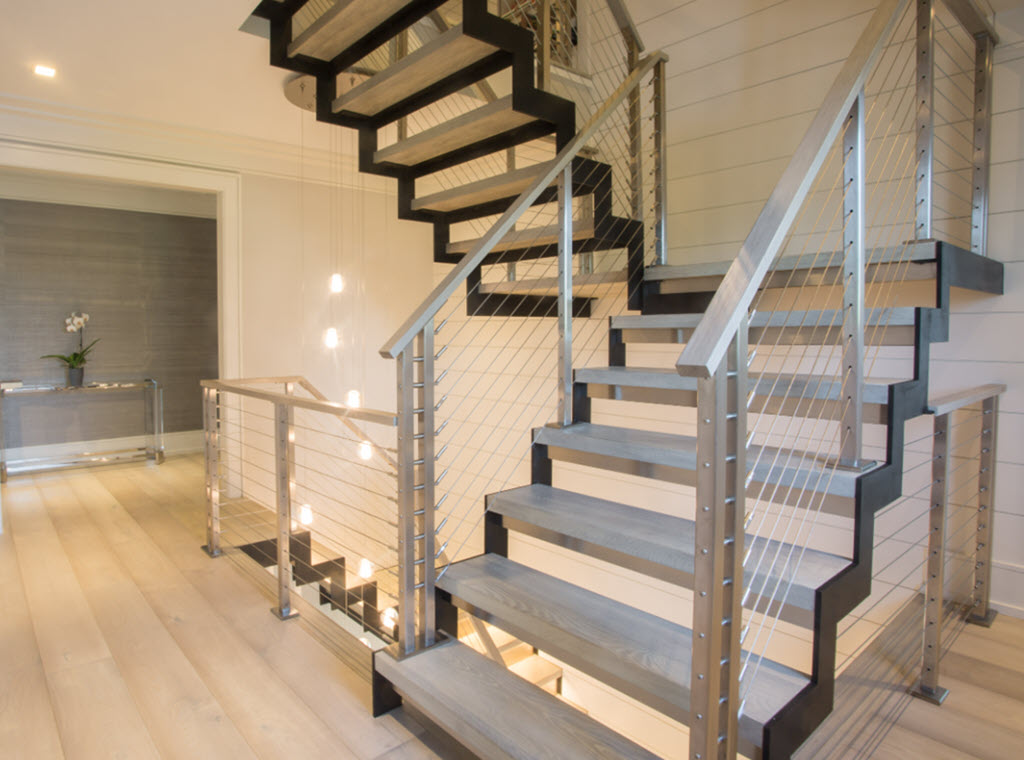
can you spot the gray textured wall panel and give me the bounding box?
[0,199,218,447]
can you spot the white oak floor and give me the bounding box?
[1,454,1022,759]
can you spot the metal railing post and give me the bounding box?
[202,386,222,558]
[840,90,866,469]
[691,317,746,760]
[971,32,994,256]
[396,347,418,653]
[628,39,643,221]
[969,395,999,626]
[416,323,437,647]
[557,164,574,427]
[916,0,935,240]
[152,381,165,464]
[539,0,552,89]
[653,57,668,266]
[272,398,299,620]
[911,412,950,704]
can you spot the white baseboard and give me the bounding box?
[6,430,204,463]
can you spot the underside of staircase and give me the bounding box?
[245,1,1005,757]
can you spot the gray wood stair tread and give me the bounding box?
[375,639,657,760]
[375,96,537,166]
[644,243,936,282]
[438,554,808,751]
[289,0,410,61]
[413,161,552,213]
[479,269,626,297]
[611,307,917,331]
[447,219,597,255]
[490,483,848,613]
[576,366,895,404]
[534,423,862,499]
[333,25,498,116]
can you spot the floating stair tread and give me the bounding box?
[447,220,597,255]
[577,366,893,404]
[413,161,553,213]
[490,483,847,612]
[479,269,626,297]
[375,638,659,760]
[333,25,498,116]
[644,243,936,282]
[611,307,917,331]
[288,0,409,61]
[438,554,808,750]
[751,373,896,405]
[375,96,538,166]
[534,423,861,498]
[575,366,699,391]
[508,655,562,689]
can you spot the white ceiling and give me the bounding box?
[0,0,308,147]
[2,0,1021,153]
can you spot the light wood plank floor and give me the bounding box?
[0,455,446,760]
[1,454,1022,759]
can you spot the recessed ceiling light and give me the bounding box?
[34,65,56,78]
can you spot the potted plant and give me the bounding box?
[42,312,99,387]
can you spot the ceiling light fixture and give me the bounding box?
[324,327,339,348]
[34,65,56,78]
[330,273,344,293]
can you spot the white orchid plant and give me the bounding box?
[41,312,100,368]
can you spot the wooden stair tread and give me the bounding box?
[375,638,659,760]
[612,308,918,346]
[437,554,808,752]
[412,161,552,213]
[375,96,538,166]
[534,422,861,499]
[577,367,895,404]
[490,483,847,616]
[447,220,597,255]
[479,269,627,297]
[612,307,917,330]
[333,25,498,116]
[288,0,409,61]
[644,242,936,282]
[508,655,562,689]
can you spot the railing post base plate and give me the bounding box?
[909,683,948,705]
[967,608,997,628]
[271,606,300,621]
[200,544,222,558]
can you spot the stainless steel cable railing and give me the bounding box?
[668,0,1000,754]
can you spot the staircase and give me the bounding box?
[240,0,1003,757]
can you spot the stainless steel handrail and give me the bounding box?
[605,0,645,52]
[201,378,398,427]
[674,0,907,379]
[943,0,998,41]
[380,50,668,359]
[928,383,1007,416]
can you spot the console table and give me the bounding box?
[0,379,165,482]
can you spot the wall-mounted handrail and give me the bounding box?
[201,379,397,427]
[380,50,668,360]
[674,0,907,379]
